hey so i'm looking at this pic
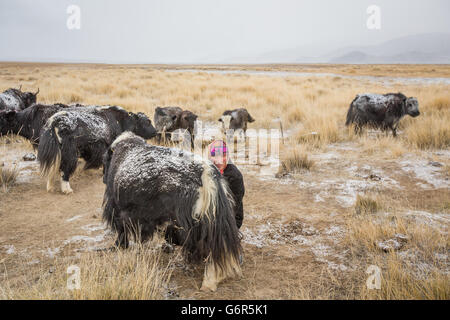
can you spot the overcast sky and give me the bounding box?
[1,0,449,63]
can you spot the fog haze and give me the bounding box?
[1,0,449,63]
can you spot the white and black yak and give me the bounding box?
[37,106,157,194]
[0,87,39,111]
[153,106,198,147]
[218,108,255,134]
[345,93,420,136]
[0,103,73,147]
[102,132,242,291]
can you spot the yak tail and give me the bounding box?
[184,164,242,291]
[102,186,115,229]
[345,96,359,126]
[37,126,61,180]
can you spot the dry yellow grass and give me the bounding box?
[0,165,19,193]
[278,145,314,174]
[406,116,450,150]
[1,63,448,153]
[345,205,449,299]
[354,194,382,216]
[0,243,173,300]
[358,136,407,158]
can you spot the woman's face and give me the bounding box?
[208,141,228,173]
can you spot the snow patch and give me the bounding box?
[81,223,106,232]
[64,234,106,245]
[43,247,60,259]
[242,220,351,271]
[400,158,449,189]
[404,210,449,233]
[4,245,15,254]
[66,215,83,222]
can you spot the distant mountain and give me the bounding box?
[230,33,450,64]
[329,33,450,64]
[330,51,369,64]
[330,50,450,64]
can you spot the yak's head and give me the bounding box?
[218,114,232,131]
[11,87,39,109]
[154,107,178,132]
[128,112,157,139]
[22,88,39,109]
[405,97,420,117]
[0,110,17,135]
[179,110,198,132]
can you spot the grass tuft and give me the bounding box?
[0,165,19,192]
[1,243,173,300]
[278,146,314,175]
[354,194,381,215]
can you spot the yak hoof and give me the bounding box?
[201,265,219,292]
[61,181,73,194]
[62,187,73,194]
[200,282,217,292]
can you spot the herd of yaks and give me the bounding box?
[0,86,420,291]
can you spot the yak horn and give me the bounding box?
[18,85,22,91]
[35,88,40,95]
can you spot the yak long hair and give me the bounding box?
[37,121,77,182]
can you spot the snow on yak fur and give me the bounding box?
[37,106,156,194]
[102,132,242,291]
[0,87,39,111]
[0,103,75,147]
[345,93,420,137]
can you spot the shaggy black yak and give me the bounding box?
[345,93,420,136]
[0,87,39,111]
[0,103,73,147]
[102,132,242,291]
[153,106,182,135]
[0,103,120,147]
[37,106,156,194]
[153,106,198,146]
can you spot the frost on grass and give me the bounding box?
[377,234,408,252]
[42,247,60,259]
[398,248,450,279]
[310,178,393,208]
[278,153,401,208]
[80,223,106,233]
[400,158,450,189]
[64,234,107,245]
[242,220,352,271]
[3,245,15,254]
[403,210,449,234]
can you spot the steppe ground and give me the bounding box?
[0,63,449,299]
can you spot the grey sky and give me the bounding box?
[1,0,449,63]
